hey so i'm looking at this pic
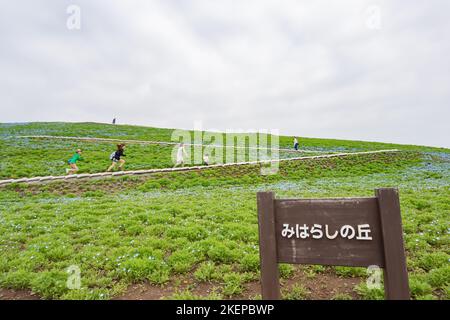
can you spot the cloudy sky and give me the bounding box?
[1,1,449,147]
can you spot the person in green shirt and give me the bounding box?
[66,149,83,175]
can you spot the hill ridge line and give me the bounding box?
[0,149,399,186]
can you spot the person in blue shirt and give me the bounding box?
[293,137,299,151]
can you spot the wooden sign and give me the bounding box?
[257,188,410,300]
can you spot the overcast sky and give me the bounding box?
[0,1,449,147]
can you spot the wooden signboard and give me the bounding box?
[257,188,410,300]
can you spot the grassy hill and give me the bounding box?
[0,122,448,300]
[1,122,447,179]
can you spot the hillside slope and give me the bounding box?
[0,122,448,300]
[0,122,447,179]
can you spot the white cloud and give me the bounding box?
[0,0,449,147]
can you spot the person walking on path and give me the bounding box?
[173,143,188,168]
[66,149,83,175]
[203,153,210,166]
[107,144,126,171]
[293,137,299,151]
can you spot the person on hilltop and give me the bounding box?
[173,143,188,168]
[66,149,83,175]
[293,137,299,151]
[107,144,126,172]
[112,118,116,125]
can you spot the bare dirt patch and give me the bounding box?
[0,289,40,300]
[115,269,363,300]
[0,270,362,301]
[280,271,361,300]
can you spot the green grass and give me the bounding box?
[0,122,449,300]
[282,284,309,300]
[1,122,446,153]
[1,121,446,179]
[1,135,317,179]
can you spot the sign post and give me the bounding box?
[257,188,410,300]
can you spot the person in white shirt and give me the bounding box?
[174,143,188,167]
[203,153,209,166]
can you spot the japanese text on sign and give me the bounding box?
[281,223,373,240]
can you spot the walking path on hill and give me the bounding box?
[0,149,399,186]
[15,135,334,153]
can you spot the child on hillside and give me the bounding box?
[293,137,299,151]
[203,153,209,166]
[107,144,126,171]
[66,149,83,175]
[173,143,188,168]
